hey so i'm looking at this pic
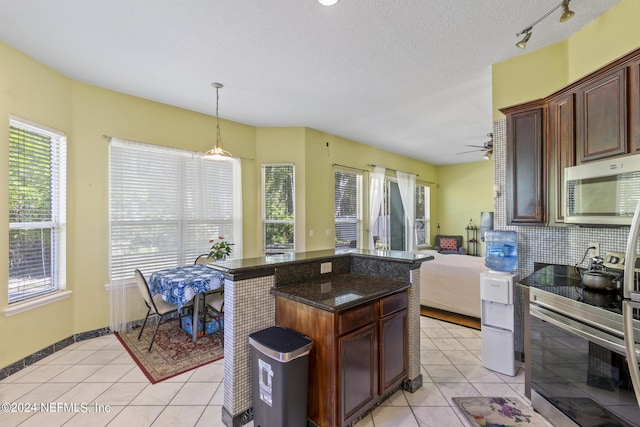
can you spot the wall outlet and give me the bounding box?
[588,242,600,258]
[321,262,332,274]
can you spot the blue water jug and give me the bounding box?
[485,230,518,272]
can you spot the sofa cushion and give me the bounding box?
[439,237,458,252]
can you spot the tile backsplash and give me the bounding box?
[492,119,634,280]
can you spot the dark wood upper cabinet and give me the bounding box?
[629,57,640,152]
[548,92,575,223]
[576,68,628,162]
[502,101,546,226]
[502,47,640,227]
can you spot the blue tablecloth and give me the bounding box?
[148,264,225,309]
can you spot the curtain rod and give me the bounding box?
[102,134,254,160]
[368,163,419,176]
[332,163,368,173]
[368,163,435,185]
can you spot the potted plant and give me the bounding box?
[208,236,234,260]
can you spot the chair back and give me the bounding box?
[134,269,157,312]
[194,254,209,265]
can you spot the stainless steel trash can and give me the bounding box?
[249,326,313,427]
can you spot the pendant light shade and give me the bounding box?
[203,82,233,161]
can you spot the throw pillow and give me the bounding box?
[439,237,458,251]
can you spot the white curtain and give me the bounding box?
[369,166,386,249]
[397,171,416,252]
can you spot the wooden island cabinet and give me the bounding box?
[274,277,408,427]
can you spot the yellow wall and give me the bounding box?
[493,0,640,117]
[0,40,454,368]
[436,161,494,254]
[303,128,441,250]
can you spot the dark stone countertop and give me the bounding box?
[271,272,410,312]
[205,248,433,277]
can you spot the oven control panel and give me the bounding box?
[603,251,640,273]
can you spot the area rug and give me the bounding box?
[115,319,224,384]
[453,397,547,427]
[421,307,481,330]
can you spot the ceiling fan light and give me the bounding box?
[516,31,532,49]
[318,0,338,5]
[483,150,493,160]
[560,1,575,22]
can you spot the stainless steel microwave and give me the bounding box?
[564,153,640,226]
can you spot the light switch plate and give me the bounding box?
[321,262,332,274]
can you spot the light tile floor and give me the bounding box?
[0,316,553,426]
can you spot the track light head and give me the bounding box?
[560,1,575,22]
[516,31,532,49]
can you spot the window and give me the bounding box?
[415,184,430,247]
[263,164,295,253]
[334,169,362,248]
[109,139,241,283]
[8,118,66,303]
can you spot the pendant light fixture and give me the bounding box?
[515,0,575,50]
[203,82,233,161]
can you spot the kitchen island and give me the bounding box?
[207,249,432,427]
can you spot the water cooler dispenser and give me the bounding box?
[480,271,516,376]
[480,230,517,376]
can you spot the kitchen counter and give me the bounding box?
[208,248,432,276]
[271,272,410,312]
[218,249,430,427]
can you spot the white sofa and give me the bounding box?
[419,252,488,318]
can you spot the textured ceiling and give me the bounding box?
[0,0,621,165]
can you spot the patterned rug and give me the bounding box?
[115,318,224,384]
[453,397,547,427]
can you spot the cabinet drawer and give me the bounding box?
[379,291,408,318]
[339,302,376,336]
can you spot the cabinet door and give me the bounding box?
[548,92,575,223]
[576,68,628,162]
[505,104,546,225]
[629,58,640,152]
[379,308,407,395]
[340,323,377,426]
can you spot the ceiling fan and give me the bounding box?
[456,133,493,159]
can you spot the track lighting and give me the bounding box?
[560,1,575,22]
[516,30,532,49]
[515,0,575,49]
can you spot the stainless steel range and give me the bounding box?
[523,202,640,427]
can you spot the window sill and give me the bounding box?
[3,290,72,317]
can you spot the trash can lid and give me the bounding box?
[249,326,313,362]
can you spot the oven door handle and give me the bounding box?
[530,304,629,356]
[622,300,640,406]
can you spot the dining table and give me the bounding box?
[148,264,225,342]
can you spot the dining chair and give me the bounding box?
[135,269,191,352]
[194,254,224,339]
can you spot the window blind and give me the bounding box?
[109,139,241,282]
[334,169,362,248]
[263,164,295,252]
[8,118,66,303]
